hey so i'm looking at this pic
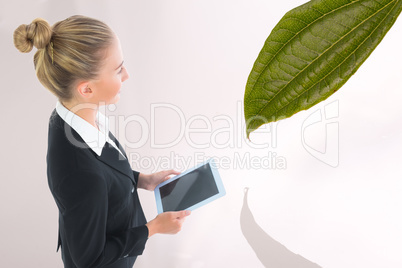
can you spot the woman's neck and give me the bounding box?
[61,100,100,131]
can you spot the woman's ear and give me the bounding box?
[76,81,93,99]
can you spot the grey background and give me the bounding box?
[1,0,402,267]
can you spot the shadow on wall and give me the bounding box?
[240,188,322,268]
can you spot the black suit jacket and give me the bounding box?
[47,109,148,268]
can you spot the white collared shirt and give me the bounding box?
[55,100,126,159]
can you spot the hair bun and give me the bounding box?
[13,18,52,53]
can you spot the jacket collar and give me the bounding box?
[55,100,110,156]
[54,102,135,184]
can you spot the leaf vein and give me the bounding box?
[270,0,398,116]
[253,0,395,117]
[246,0,360,105]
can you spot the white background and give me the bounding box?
[1,0,401,267]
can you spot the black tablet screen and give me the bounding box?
[159,163,219,211]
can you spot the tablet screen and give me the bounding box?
[159,162,219,212]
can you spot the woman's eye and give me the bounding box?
[118,66,124,74]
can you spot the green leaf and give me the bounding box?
[244,0,402,139]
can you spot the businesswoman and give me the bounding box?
[14,15,190,268]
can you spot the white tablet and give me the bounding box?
[154,158,225,214]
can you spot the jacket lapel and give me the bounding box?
[108,131,128,159]
[95,141,135,185]
[53,109,135,185]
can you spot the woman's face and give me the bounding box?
[89,34,129,105]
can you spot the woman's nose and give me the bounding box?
[122,67,129,82]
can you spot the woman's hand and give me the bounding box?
[138,169,180,191]
[146,210,191,237]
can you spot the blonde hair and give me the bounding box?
[13,15,114,102]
